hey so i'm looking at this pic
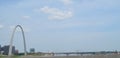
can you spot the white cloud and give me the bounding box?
[61,0,73,5]
[40,6,73,20]
[0,25,4,29]
[22,16,31,19]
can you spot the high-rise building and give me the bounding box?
[30,48,35,53]
[1,45,15,55]
[0,45,1,54]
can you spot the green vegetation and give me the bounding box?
[0,56,21,58]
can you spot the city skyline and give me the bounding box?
[0,0,120,52]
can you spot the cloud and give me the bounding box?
[61,0,73,5]
[22,16,31,19]
[40,6,73,20]
[0,25,4,29]
[10,26,30,32]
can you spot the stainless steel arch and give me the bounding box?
[8,25,27,56]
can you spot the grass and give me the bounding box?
[0,56,21,58]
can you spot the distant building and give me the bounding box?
[15,50,19,55]
[1,45,16,55]
[0,45,1,54]
[30,48,35,53]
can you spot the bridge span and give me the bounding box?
[21,54,120,58]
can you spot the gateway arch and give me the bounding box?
[8,25,27,56]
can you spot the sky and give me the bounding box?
[0,0,120,52]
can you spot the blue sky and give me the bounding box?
[0,0,120,52]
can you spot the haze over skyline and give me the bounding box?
[0,0,120,52]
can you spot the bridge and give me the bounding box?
[39,51,120,56]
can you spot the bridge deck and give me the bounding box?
[20,54,120,58]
